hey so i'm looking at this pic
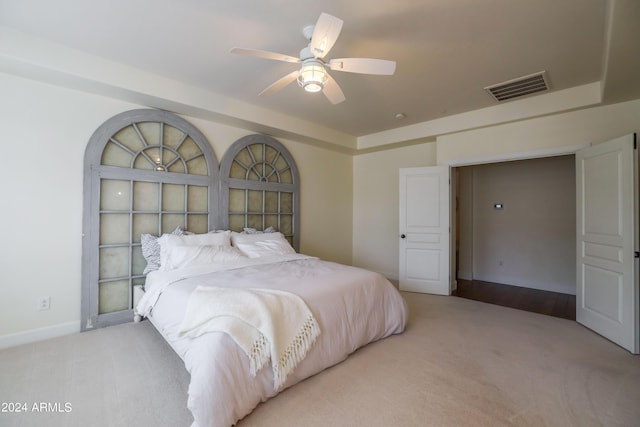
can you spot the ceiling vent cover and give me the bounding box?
[485,71,549,102]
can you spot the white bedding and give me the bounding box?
[136,254,408,427]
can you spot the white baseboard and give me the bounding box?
[0,321,81,350]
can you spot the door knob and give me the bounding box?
[400,234,406,239]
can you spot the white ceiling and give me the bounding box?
[1,0,639,142]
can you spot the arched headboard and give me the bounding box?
[81,110,300,330]
[219,134,300,251]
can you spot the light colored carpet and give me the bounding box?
[1,293,639,427]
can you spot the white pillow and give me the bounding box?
[161,245,246,271]
[159,231,231,270]
[231,232,296,258]
[243,226,275,234]
[140,226,184,275]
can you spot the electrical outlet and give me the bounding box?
[38,296,50,311]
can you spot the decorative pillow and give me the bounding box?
[243,226,276,234]
[158,231,232,270]
[231,232,296,258]
[162,245,246,271]
[141,226,184,275]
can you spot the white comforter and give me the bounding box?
[136,254,408,427]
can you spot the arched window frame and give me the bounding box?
[81,109,219,331]
[219,134,300,251]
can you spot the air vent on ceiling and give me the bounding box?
[485,71,549,102]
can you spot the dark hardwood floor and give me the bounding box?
[453,279,576,320]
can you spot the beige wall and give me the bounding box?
[352,142,437,278]
[0,73,352,340]
[437,99,640,166]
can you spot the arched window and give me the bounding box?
[81,109,218,330]
[220,134,300,250]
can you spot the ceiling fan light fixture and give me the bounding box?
[298,61,327,93]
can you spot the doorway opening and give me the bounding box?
[452,155,577,319]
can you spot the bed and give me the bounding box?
[134,230,408,427]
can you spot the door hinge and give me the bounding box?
[635,251,639,258]
[634,133,637,149]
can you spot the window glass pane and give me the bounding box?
[273,155,289,174]
[167,157,186,174]
[162,149,181,173]
[162,214,185,233]
[280,192,293,213]
[187,185,208,212]
[133,181,159,211]
[99,281,129,314]
[229,214,245,232]
[265,191,278,213]
[247,190,263,213]
[187,214,208,234]
[137,122,160,146]
[267,165,279,183]
[230,161,248,179]
[132,246,145,276]
[280,215,292,236]
[264,214,279,230]
[186,156,207,175]
[113,125,145,153]
[132,214,158,242]
[229,189,245,212]
[101,180,130,211]
[264,145,278,164]
[133,147,158,171]
[99,247,129,279]
[101,141,133,167]
[235,147,253,168]
[246,165,262,181]
[163,184,185,211]
[163,125,185,149]
[100,214,130,245]
[247,214,263,229]
[249,144,263,163]
[177,137,201,160]
[280,169,293,184]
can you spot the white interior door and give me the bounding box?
[399,166,450,295]
[576,133,638,354]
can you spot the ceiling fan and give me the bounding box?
[230,12,396,104]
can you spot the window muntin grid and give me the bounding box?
[82,109,218,330]
[101,121,207,175]
[221,135,300,250]
[228,143,293,183]
[97,179,210,314]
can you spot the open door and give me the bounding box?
[576,133,639,354]
[399,166,450,295]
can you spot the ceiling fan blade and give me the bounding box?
[323,74,346,104]
[310,13,343,59]
[259,70,300,97]
[329,58,396,75]
[230,47,300,64]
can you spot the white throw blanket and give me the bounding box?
[178,286,321,391]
